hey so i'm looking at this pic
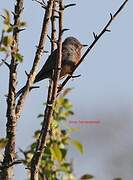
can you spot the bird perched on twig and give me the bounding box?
[16,36,87,98]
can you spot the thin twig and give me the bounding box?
[64,3,76,9]
[0,160,22,170]
[32,0,47,9]
[0,53,10,68]
[58,0,128,94]
[1,59,10,68]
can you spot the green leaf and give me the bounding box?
[25,152,33,161]
[60,162,71,173]
[31,142,37,150]
[7,26,13,33]
[50,144,62,161]
[34,130,40,140]
[0,138,8,149]
[0,47,8,52]
[40,159,46,167]
[113,178,123,180]
[60,148,67,159]
[63,98,73,110]
[0,153,3,161]
[43,147,51,159]
[80,174,94,179]
[62,174,76,180]
[3,9,10,25]
[3,36,13,47]
[71,139,83,154]
[13,53,23,62]
[18,21,27,28]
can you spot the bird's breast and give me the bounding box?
[60,62,75,78]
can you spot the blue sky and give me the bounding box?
[0,0,132,180]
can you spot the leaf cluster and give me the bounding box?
[21,89,85,180]
[0,10,26,62]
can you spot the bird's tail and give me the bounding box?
[15,85,26,99]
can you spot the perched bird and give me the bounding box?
[16,36,87,98]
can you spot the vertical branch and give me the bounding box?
[47,1,57,105]
[0,0,24,179]
[15,0,54,120]
[51,0,57,52]
[30,0,64,179]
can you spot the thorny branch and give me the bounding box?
[58,0,128,94]
[15,0,54,120]
[30,0,64,179]
[0,0,24,179]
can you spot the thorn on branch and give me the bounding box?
[35,45,48,54]
[57,84,63,94]
[41,5,47,9]
[11,11,16,17]
[61,28,70,34]
[0,15,6,20]
[32,0,47,9]
[110,13,113,19]
[54,15,59,19]
[70,74,81,78]
[93,32,97,39]
[47,34,52,42]
[47,35,58,44]
[51,15,59,20]
[44,50,49,53]
[106,29,111,32]
[25,71,29,77]
[9,160,22,167]
[16,28,26,33]
[42,0,46,5]
[0,160,22,169]
[30,86,40,91]
[35,45,45,55]
[1,59,10,69]
[64,3,76,9]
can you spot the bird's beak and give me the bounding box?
[82,44,88,47]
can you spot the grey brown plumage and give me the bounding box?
[16,36,86,98]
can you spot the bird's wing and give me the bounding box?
[34,49,58,83]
